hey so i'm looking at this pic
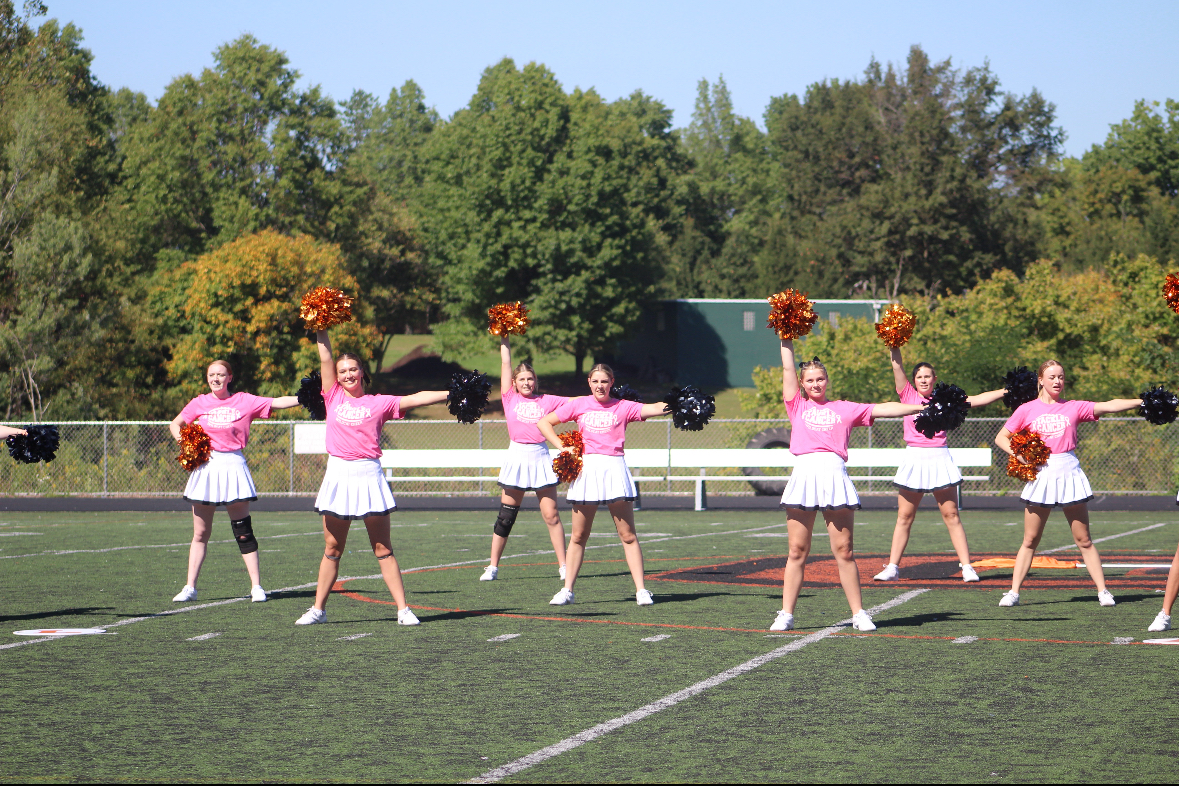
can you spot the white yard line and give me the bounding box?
[0,531,324,559]
[186,632,221,641]
[468,589,929,784]
[1041,522,1168,554]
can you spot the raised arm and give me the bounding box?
[781,339,799,402]
[1094,398,1143,417]
[317,330,335,395]
[500,336,513,398]
[889,347,907,395]
[271,396,301,410]
[966,389,1006,409]
[400,391,449,411]
[870,402,924,419]
[639,402,670,419]
[537,411,565,451]
[0,425,29,439]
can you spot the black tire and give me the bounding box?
[742,427,791,496]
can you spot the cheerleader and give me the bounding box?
[994,360,1142,607]
[537,364,669,606]
[1147,530,1178,631]
[480,335,569,582]
[874,349,1005,583]
[295,330,449,626]
[169,360,302,603]
[771,340,924,633]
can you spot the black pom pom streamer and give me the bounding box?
[297,371,327,420]
[663,386,716,432]
[1140,385,1179,425]
[6,424,60,464]
[610,383,643,402]
[1002,366,1037,411]
[913,383,969,439]
[448,370,491,424]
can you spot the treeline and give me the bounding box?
[1,2,1176,420]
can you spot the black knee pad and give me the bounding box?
[492,504,520,538]
[230,516,259,555]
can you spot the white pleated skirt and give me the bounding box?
[780,451,861,511]
[1021,451,1093,508]
[892,446,963,493]
[183,450,258,506]
[498,441,559,491]
[566,454,637,505]
[314,456,397,520]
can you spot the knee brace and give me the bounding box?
[324,553,340,561]
[230,516,258,555]
[492,504,520,538]
[376,552,394,560]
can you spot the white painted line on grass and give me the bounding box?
[186,632,221,641]
[337,633,373,641]
[0,530,324,559]
[1112,637,1135,645]
[487,634,521,642]
[951,636,978,644]
[0,532,41,536]
[641,634,671,642]
[468,589,929,784]
[1041,522,1168,554]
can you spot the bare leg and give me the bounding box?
[888,490,922,566]
[537,487,567,568]
[782,509,816,613]
[1163,540,1179,616]
[1010,506,1049,594]
[225,500,261,587]
[1063,504,1107,592]
[932,486,973,566]
[364,514,408,609]
[826,509,863,614]
[313,515,351,610]
[563,505,597,590]
[186,504,215,587]
[608,500,645,591]
[489,488,526,567]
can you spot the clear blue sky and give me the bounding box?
[45,0,1179,158]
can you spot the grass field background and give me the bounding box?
[1,507,1176,782]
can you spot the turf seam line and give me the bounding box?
[1040,522,1168,553]
[467,588,928,784]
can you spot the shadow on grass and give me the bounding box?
[0,607,113,623]
[877,612,968,628]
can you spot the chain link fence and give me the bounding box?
[0,418,1174,498]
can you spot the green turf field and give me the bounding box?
[1,506,1176,783]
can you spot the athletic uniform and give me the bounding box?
[314,383,401,519]
[497,389,566,491]
[1004,399,1097,508]
[551,396,645,505]
[179,392,273,506]
[892,382,963,493]
[780,391,874,511]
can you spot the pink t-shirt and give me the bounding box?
[324,383,402,460]
[179,392,273,452]
[898,382,945,448]
[502,390,567,444]
[784,391,875,461]
[1003,399,1097,455]
[551,396,646,456]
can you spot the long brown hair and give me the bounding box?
[208,359,233,388]
[588,362,614,379]
[1037,359,1063,392]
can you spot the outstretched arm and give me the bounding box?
[0,425,29,439]
[401,391,448,411]
[538,412,565,451]
[889,347,907,395]
[781,339,799,402]
[271,396,301,410]
[1094,398,1143,417]
[871,402,924,419]
[967,389,1006,409]
[500,336,513,398]
[639,402,670,419]
[317,330,335,396]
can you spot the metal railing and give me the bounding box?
[0,418,1173,497]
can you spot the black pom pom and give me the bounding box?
[913,383,969,439]
[297,371,326,420]
[610,383,643,402]
[6,424,60,464]
[663,386,716,431]
[448,370,491,424]
[1002,366,1037,410]
[1140,385,1179,425]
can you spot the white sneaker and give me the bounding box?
[960,564,980,582]
[636,589,654,606]
[398,607,420,626]
[1098,590,1116,607]
[295,607,326,625]
[999,591,1020,607]
[479,565,498,582]
[172,585,197,602]
[873,563,899,581]
[559,564,567,580]
[1148,611,1172,632]
[549,588,574,606]
[850,610,876,632]
[250,585,268,602]
[769,610,794,631]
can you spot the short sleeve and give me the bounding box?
[325,383,345,409]
[249,395,273,421]
[552,398,579,423]
[624,400,645,424]
[381,395,403,423]
[783,389,803,418]
[849,402,875,428]
[1003,406,1026,434]
[1075,400,1098,423]
[179,397,202,424]
[898,383,922,405]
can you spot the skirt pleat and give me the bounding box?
[566,454,637,505]
[183,450,258,506]
[780,452,860,511]
[1021,451,1093,508]
[314,456,397,520]
[498,441,559,491]
[892,446,963,493]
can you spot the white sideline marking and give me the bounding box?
[1112,637,1134,645]
[186,632,221,641]
[487,634,521,642]
[641,634,671,642]
[468,589,929,784]
[0,532,41,536]
[951,636,978,644]
[1041,522,1168,554]
[337,633,373,641]
[0,530,323,559]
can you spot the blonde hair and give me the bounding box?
[588,363,614,380]
[1037,359,1064,391]
[513,362,537,393]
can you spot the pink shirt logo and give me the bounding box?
[513,400,545,424]
[802,407,842,432]
[203,406,242,430]
[335,401,373,427]
[580,411,619,433]
[1030,413,1070,439]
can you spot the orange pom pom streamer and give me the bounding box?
[553,430,584,483]
[766,290,818,340]
[1006,428,1051,482]
[300,287,354,331]
[487,302,531,336]
[1164,274,1179,315]
[177,423,212,472]
[875,304,916,349]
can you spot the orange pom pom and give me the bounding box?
[300,287,354,331]
[177,423,211,472]
[875,304,916,349]
[559,430,584,455]
[552,429,584,483]
[1164,274,1179,315]
[1006,428,1050,482]
[766,290,818,340]
[488,302,531,336]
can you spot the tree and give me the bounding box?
[1085,98,1179,197]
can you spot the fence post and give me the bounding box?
[666,419,672,494]
[694,469,707,511]
[479,420,484,495]
[102,422,108,497]
[289,422,295,495]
